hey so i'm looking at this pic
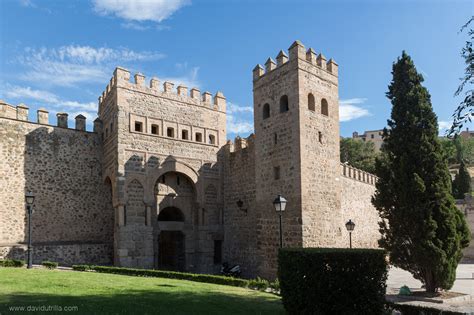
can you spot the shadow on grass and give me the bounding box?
[0,289,283,315]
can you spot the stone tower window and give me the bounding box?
[319,131,323,143]
[182,130,189,140]
[321,98,329,116]
[308,93,315,111]
[151,124,159,135]
[280,95,289,113]
[134,121,143,132]
[263,103,270,119]
[208,134,216,145]
[274,133,278,144]
[274,166,280,180]
[195,132,203,142]
[167,127,174,138]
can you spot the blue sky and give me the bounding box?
[0,0,472,139]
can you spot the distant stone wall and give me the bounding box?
[340,164,380,248]
[0,243,112,266]
[0,117,113,265]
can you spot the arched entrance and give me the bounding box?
[155,172,195,272]
[157,207,186,271]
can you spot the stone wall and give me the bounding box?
[340,164,380,248]
[0,116,113,265]
[222,136,259,277]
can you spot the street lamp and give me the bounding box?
[345,219,355,249]
[273,195,287,248]
[25,191,35,269]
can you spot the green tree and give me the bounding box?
[439,138,458,164]
[340,138,378,173]
[449,16,473,136]
[372,52,471,293]
[452,160,472,199]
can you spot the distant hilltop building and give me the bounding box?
[460,127,474,139]
[352,129,384,151]
[0,41,383,278]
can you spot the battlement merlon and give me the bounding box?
[99,66,226,113]
[224,133,256,154]
[0,100,96,132]
[341,163,377,186]
[252,40,339,83]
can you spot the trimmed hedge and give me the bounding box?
[0,259,25,267]
[91,266,250,288]
[71,265,280,291]
[41,261,58,269]
[72,264,91,271]
[387,302,464,315]
[278,248,388,314]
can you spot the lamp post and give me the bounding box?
[25,191,35,269]
[273,195,287,248]
[345,219,355,249]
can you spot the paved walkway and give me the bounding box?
[387,264,474,313]
[387,264,474,295]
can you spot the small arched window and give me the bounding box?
[208,134,216,145]
[321,98,329,116]
[263,103,270,119]
[167,127,174,138]
[308,93,315,111]
[280,95,289,113]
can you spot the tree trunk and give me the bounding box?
[424,271,437,293]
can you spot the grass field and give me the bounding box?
[0,268,283,314]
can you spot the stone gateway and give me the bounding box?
[0,41,380,279]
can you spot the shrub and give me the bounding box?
[41,261,58,269]
[72,264,91,271]
[0,259,25,267]
[278,248,387,315]
[248,277,269,290]
[269,278,280,291]
[91,266,250,288]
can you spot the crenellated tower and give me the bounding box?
[252,40,342,278]
[97,67,227,271]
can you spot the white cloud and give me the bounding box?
[19,0,36,8]
[2,84,59,103]
[339,98,371,122]
[227,113,253,135]
[227,102,253,114]
[162,66,200,88]
[17,45,165,87]
[0,85,98,120]
[92,0,190,22]
[438,120,452,131]
[121,22,151,31]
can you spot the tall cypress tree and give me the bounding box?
[372,52,471,293]
[452,160,471,199]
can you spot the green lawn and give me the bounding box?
[0,268,283,315]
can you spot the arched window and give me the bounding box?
[308,93,315,111]
[167,127,175,137]
[263,103,270,119]
[158,207,185,221]
[208,134,216,145]
[321,98,329,116]
[280,95,289,113]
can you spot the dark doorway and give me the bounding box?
[158,231,185,271]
